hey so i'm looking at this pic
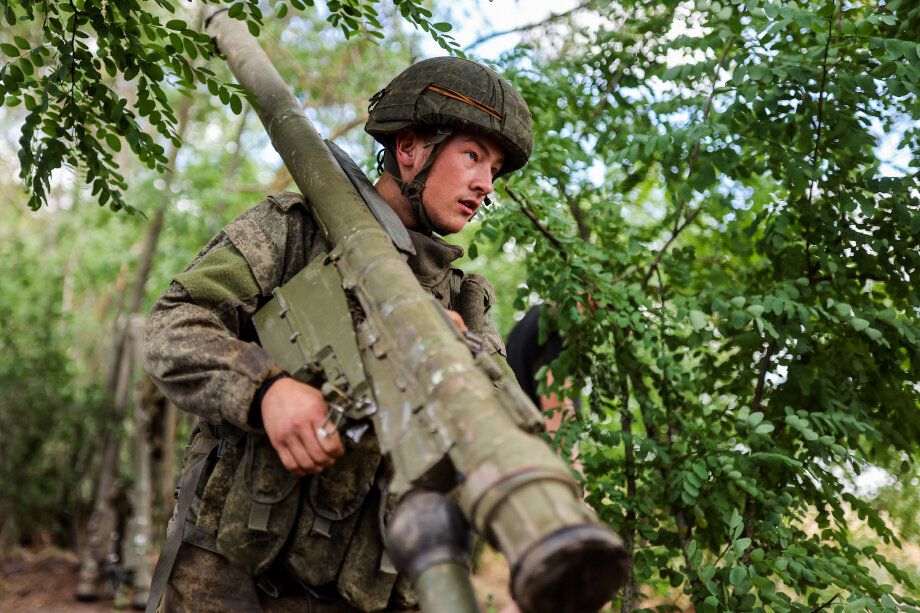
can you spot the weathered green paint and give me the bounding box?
[414,563,482,613]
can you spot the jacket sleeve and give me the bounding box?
[144,274,283,431]
[455,273,507,358]
[144,194,317,430]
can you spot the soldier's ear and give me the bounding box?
[394,130,421,165]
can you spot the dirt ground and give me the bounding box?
[0,548,122,613]
[0,546,515,613]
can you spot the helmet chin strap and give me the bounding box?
[381,129,452,234]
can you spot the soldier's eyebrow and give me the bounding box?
[464,136,504,169]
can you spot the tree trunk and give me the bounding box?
[75,92,194,602]
[125,315,153,609]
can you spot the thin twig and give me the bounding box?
[575,63,629,143]
[614,268,637,283]
[504,186,567,253]
[466,0,594,50]
[810,592,842,612]
[641,34,734,288]
[808,1,836,205]
[557,181,591,242]
[619,374,637,613]
[739,497,759,564]
[751,340,777,413]
[713,540,733,565]
[68,0,79,143]
[687,35,735,178]
[575,4,677,144]
[641,205,703,288]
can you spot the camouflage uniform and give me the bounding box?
[145,192,510,612]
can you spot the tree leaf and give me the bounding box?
[105,133,121,152]
[228,2,245,19]
[689,309,707,330]
[730,565,747,586]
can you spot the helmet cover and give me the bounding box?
[366,57,533,178]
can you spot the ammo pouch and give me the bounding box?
[284,431,418,611]
[215,432,302,576]
[198,427,416,612]
[283,430,381,586]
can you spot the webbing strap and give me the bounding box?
[145,435,220,613]
[249,502,272,532]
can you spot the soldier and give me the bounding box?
[145,56,533,612]
[506,306,581,440]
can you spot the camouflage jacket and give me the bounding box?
[144,192,509,610]
[145,191,508,433]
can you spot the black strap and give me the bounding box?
[145,434,221,613]
[324,138,416,255]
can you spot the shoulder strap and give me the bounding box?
[145,431,222,613]
[324,139,416,256]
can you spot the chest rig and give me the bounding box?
[182,230,494,612]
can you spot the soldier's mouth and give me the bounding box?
[459,200,477,215]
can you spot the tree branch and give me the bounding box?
[808,1,836,205]
[619,374,637,613]
[810,592,842,612]
[751,340,777,414]
[687,34,735,178]
[557,181,591,242]
[641,34,734,289]
[744,133,810,158]
[575,62,629,143]
[614,268,637,283]
[640,205,703,288]
[466,0,594,50]
[504,186,568,254]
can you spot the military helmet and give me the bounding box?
[365,56,533,178]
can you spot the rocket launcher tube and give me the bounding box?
[206,11,627,613]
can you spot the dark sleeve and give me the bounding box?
[506,305,578,410]
[505,306,543,407]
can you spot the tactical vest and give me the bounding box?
[175,229,500,612]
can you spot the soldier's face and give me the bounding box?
[420,131,505,235]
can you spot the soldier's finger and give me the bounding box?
[277,444,308,477]
[283,431,325,473]
[446,309,468,332]
[316,428,344,459]
[300,428,337,469]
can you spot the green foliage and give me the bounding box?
[0,211,113,546]
[470,0,920,609]
[0,0,459,213]
[0,0,422,548]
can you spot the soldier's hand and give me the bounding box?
[446,309,468,332]
[260,378,345,476]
